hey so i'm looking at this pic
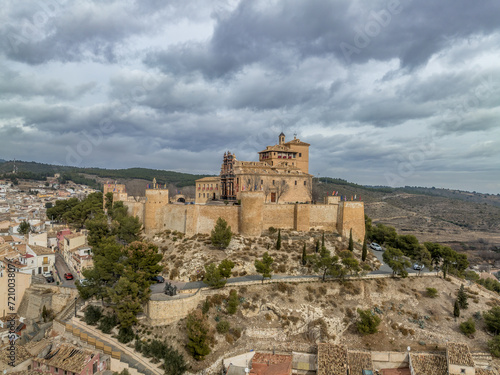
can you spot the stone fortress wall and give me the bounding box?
[122,190,365,242]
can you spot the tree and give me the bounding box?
[315,240,320,253]
[361,237,367,262]
[123,241,163,304]
[312,247,339,281]
[108,276,143,329]
[484,306,500,334]
[412,245,432,275]
[356,309,381,334]
[210,217,232,249]
[275,179,290,203]
[301,243,307,266]
[186,310,211,360]
[457,284,469,309]
[85,213,110,247]
[383,247,411,278]
[459,318,476,336]
[276,229,282,250]
[105,192,113,211]
[204,263,226,289]
[342,256,360,275]
[227,290,239,314]
[17,220,31,235]
[488,335,500,357]
[255,252,274,283]
[453,299,460,319]
[426,287,438,298]
[218,259,235,279]
[348,229,354,251]
[321,232,325,248]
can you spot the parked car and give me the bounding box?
[151,275,165,283]
[64,273,74,280]
[45,276,55,283]
[369,242,383,251]
[413,264,424,270]
[42,271,53,278]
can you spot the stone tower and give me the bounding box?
[144,185,169,234]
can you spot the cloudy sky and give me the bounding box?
[1,0,499,194]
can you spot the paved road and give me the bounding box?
[54,253,77,288]
[150,246,433,294]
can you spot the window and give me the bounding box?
[295,181,297,185]
[272,180,275,185]
[304,181,307,186]
[261,180,263,185]
[199,193,201,197]
[203,193,205,197]
[461,370,465,374]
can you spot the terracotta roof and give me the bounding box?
[317,343,347,375]
[37,343,97,373]
[284,139,310,146]
[0,343,32,366]
[447,342,474,367]
[64,233,85,240]
[9,371,52,375]
[409,353,447,375]
[347,351,373,375]
[250,353,292,375]
[380,369,411,375]
[475,369,496,375]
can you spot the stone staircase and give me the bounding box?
[58,297,85,321]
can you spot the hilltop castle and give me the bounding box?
[106,133,365,241]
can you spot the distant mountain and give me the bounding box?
[0,160,212,188]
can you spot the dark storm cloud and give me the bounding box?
[144,0,500,77]
[1,0,499,193]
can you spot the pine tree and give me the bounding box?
[348,228,354,251]
[255,252,274,283]
[301,243,307,266]
[361,236,367,262]
[276,229,281,250]
[210,217,232,249]
[457,284,469,309]
[454,299,460,319]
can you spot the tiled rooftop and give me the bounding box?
[37,343,97,373]
[447,342,475,367]
[347,350,373,375]
[475,369,496,375]
[317,343,347,375]
[28,244,54,255]
[250,353,292,375]
[409,353,447,375]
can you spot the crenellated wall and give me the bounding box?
[125,191,365,241]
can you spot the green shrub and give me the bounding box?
[227,290,240,315]
[216,320,230,334]
[489,335,500,357]
[356,309,381,335]
[84,305,102,326]
[459,318,476,336]
[118,326,135,344]
[426,287,438,298]
[98,313,119,334]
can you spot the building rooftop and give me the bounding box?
[64,233,85,240]
[250,353,292,375]
[409,353,447,375]
[28,244,55,256]
[37,343,97,373]
[347,350,373,375]
[447,342,475,367]
[317,343,347,375]
[475,369,496,375]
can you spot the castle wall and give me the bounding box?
[239,192,264,236]
[262,204,295,229]
[309,204,338,231]
[144,189,169,234]
[146,292,204,326]
[195,205,239,235]
[123,201,145,223]
[338,201,365,242]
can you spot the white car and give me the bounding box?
[369,242,383,251]
[413,264,424,270]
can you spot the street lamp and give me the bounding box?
[74,297,77,317]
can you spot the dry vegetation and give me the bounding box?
[149,229,379,283]
[135,275,500,371]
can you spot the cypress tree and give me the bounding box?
[315,240,320,253]
[454,299,460,319]
[276,229,281,250]
[348,229,354,251]
[301,243,307,266]
[361,236,367,262]
[321,232,325,248]
[457,284,469,309]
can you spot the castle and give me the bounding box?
[105,134,366,241]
